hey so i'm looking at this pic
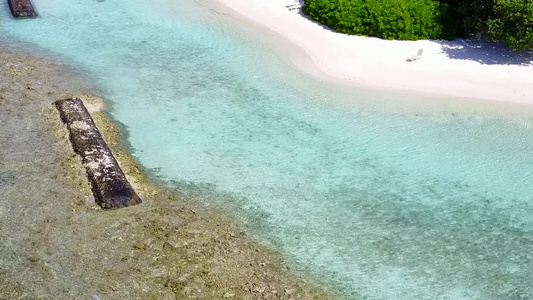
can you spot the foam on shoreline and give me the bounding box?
[211,0,533,105]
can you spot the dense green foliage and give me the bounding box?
[486,0,533,51]
[302,0,533,51]
[302,0,450,40]
[458,0,533,50]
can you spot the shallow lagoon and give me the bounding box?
[3,0,533,299]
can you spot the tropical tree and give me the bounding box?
[451,0,533,50]
[302,0,533,51]
[486,0,533,50]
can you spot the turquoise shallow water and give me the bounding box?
[3,0,533,299]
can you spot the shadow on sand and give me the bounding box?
[294,6,532,66]
[437,39,533,66]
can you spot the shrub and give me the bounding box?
[302,0,456,40]
[486,0,533,51]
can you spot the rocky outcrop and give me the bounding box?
[55,98,142,209]
[8,0,38,18]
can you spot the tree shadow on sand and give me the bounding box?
[437,39,533,66]
[293,6,533,66]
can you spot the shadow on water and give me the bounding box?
[437,39,533,66]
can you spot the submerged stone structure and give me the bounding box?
[55,98,142,209]
[8,0,38,18]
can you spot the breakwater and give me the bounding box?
[55,98,142,209]
[8,0,38,18]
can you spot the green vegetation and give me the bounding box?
[487,0,533,51]
[302,0,533,51]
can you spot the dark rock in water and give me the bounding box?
[54,98,142,209]
[8,0,38,18]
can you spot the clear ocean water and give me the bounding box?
[3,0,533,299]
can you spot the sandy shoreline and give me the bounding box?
[213,0,533,105]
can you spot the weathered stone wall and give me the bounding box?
[55,98,142,209]
[8,0,38,18]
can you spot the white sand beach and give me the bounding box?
[214,0,533,105]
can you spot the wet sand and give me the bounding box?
[0,44,335,299]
